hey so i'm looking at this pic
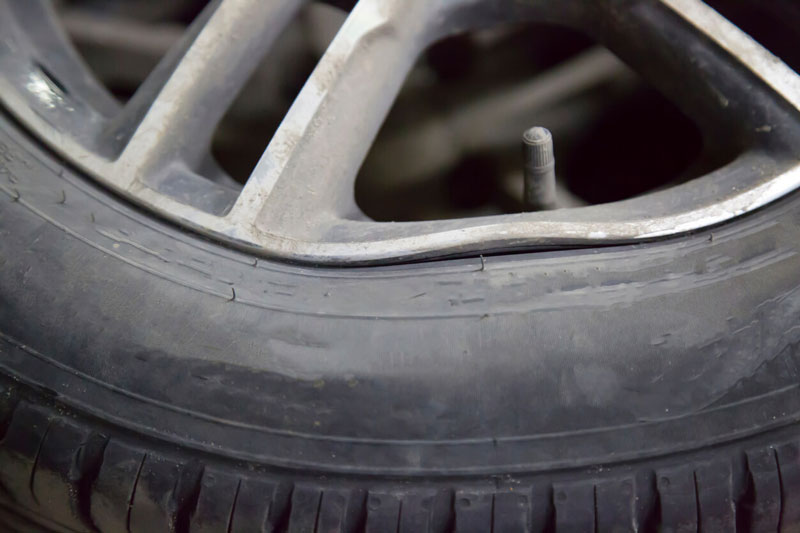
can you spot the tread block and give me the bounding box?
[776,442,800,531]
[7,373,800,533]
[31,418,106,532]
[0,502,56,533]
[656,466,697,533]
[287,484,322,533]
[743,447,781,532]
[595,477,638,532]
[229,477,291,533]
[454,490,493,533]
[399,489,451,533]
[129,454,203,533]
[0,402,51,511]
[553,481,595,531]
[365,491,401,533]
[189,467,240,533]
[493,489,532,532]
[91,439,147,533]
[317,488,365,533]
[694,460,736,533]
[128,453,183,532]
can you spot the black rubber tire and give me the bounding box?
[3,105,800,533]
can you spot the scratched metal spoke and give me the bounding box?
[111,0,305,189]
[229,0,461,233]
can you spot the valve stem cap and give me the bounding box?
[523,127,555,167]
[522,126,556,210]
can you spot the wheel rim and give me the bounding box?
[1,0,799,264]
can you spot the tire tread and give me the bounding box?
[1,374,800,532]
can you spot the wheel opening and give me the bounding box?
[705,0,800,73]
[354,23,733,222]
[54,0,347,186]
[209,3,347,184]
[55,0,207,103]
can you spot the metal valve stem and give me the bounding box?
[522,126,557,210]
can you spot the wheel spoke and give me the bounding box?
[59,8,184,91]
[229,0,452,233]
[112,0,304,189]
[660,0,800,113]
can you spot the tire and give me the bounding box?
[2,109,800,532]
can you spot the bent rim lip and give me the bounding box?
[1,0,800,265]
[3,102,800,476]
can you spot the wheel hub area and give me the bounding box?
[1,0,799,264]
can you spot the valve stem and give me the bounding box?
[522,126,557,210]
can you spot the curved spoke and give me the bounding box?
[661,0,800,112]
[229,0,452,233]
[113,0,304,189]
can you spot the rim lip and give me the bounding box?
[1,0,800,265]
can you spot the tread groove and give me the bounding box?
[126,452,147,533]
[643,472,658,531]
[27,419,51,506]
[0,386,19,442]
[312,486,323,533]
[352,489,368,533]
[274,482,294,533]
[225,478,241,533]
[173,461,204,533]
[544,485,555,533]
[693,470,701,533]
[733,451,748,532]
[395,499,401,533]
[443,490,454,533]
[737,455,750,533]
[773,447,784,532]
[75,433,109,533]
[489,495,493,533]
